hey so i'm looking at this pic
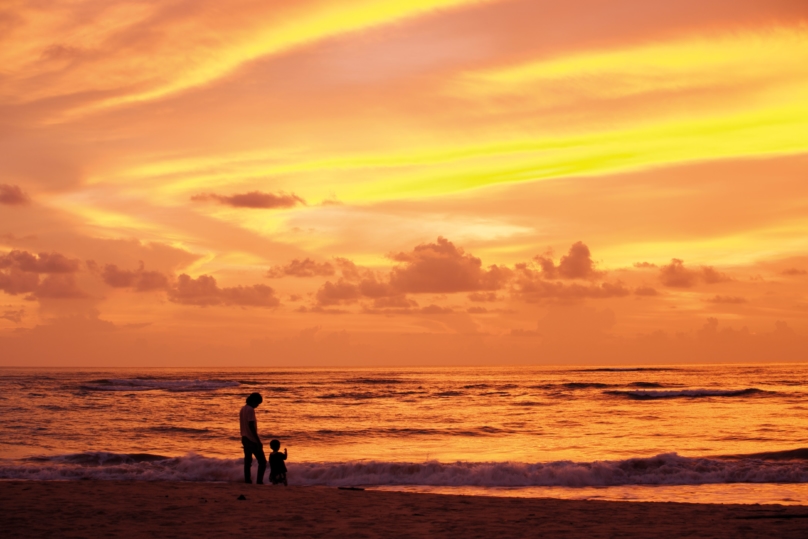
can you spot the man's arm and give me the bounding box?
[249,421,261,445]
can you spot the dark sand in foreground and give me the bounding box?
[2,480,807,538]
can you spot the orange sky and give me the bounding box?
[2,0,808,366]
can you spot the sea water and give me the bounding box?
[2,364,808,504]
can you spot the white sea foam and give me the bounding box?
[4,452,808,486]
[80,379,240,392]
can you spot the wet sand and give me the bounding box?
[2,480,807,538]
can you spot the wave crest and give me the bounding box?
[605,388,767,400]
[5,451,808,487]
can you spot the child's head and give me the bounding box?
[269,439,281,451]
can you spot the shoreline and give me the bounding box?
[3,480,807,538]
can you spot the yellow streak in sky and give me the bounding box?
[104,27,808,208]
[81,0,499,112]
[460,26,808,98]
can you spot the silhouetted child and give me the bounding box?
[268,439,287,486]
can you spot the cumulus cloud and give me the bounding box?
[309,239,747,311]
[311,239,636,310]
[0,251,81,273]
[701,266,730,284]
[513,278,631,302]
[333,258,368,282]
[191,191,304,209]
[315,279,362,306]
[101,263,170,291]
[388,237,510,293]
[0,184,30,206]
[266,258,335,278]
[313,238,507,308]
[34,274,88,299]
[0,250,86,299]
[0,269,39,295]
[534,241,603,280]
[512,260,629,302]
[168,274,279,307]
[659,259,730,287]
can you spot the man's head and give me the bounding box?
[246,392,263,407]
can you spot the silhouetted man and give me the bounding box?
[240,392,266,484]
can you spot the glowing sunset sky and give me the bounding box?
[2,0,807,365]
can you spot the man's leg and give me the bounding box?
[242,438,253,484]
[255,448,267,485]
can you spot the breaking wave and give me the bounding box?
[605,388,768,400]
[4,451,808,487]
[80,379,240,392]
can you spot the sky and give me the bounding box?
[2,0,808,366]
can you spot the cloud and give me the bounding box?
[0,250,86,299]
[0,184,30,205]
[419,304,453,314]
[468,292,500,302]
[372,295,418,309]
[781,268,807,276]
[101,263,170,292]
[34,274,88,299]
[634,286,659,296]
[220,284,281,307]
[314,275,417,308]
[534,241,603,280]
[388,237,510,293]
[701,266,730,284]
[1,309,24,323]
[515,280,631,302]
[633,262,657,269]
[0,269,39,295]
[512,262,630,302]
[315,279,362,306]
[191,191,304,209]
[706,295,747,304]
[314,238,508,308]
[168,274,279,307]
[312,238,637,309]
[659,259,730,287]
[266,258,336,278]
[0,250,81,273]
[363,303,453,315]
[467,306,515,314]
[334,257,370,282]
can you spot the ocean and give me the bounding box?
[2,364,807,504]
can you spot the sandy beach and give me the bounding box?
[2,481,807,538]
